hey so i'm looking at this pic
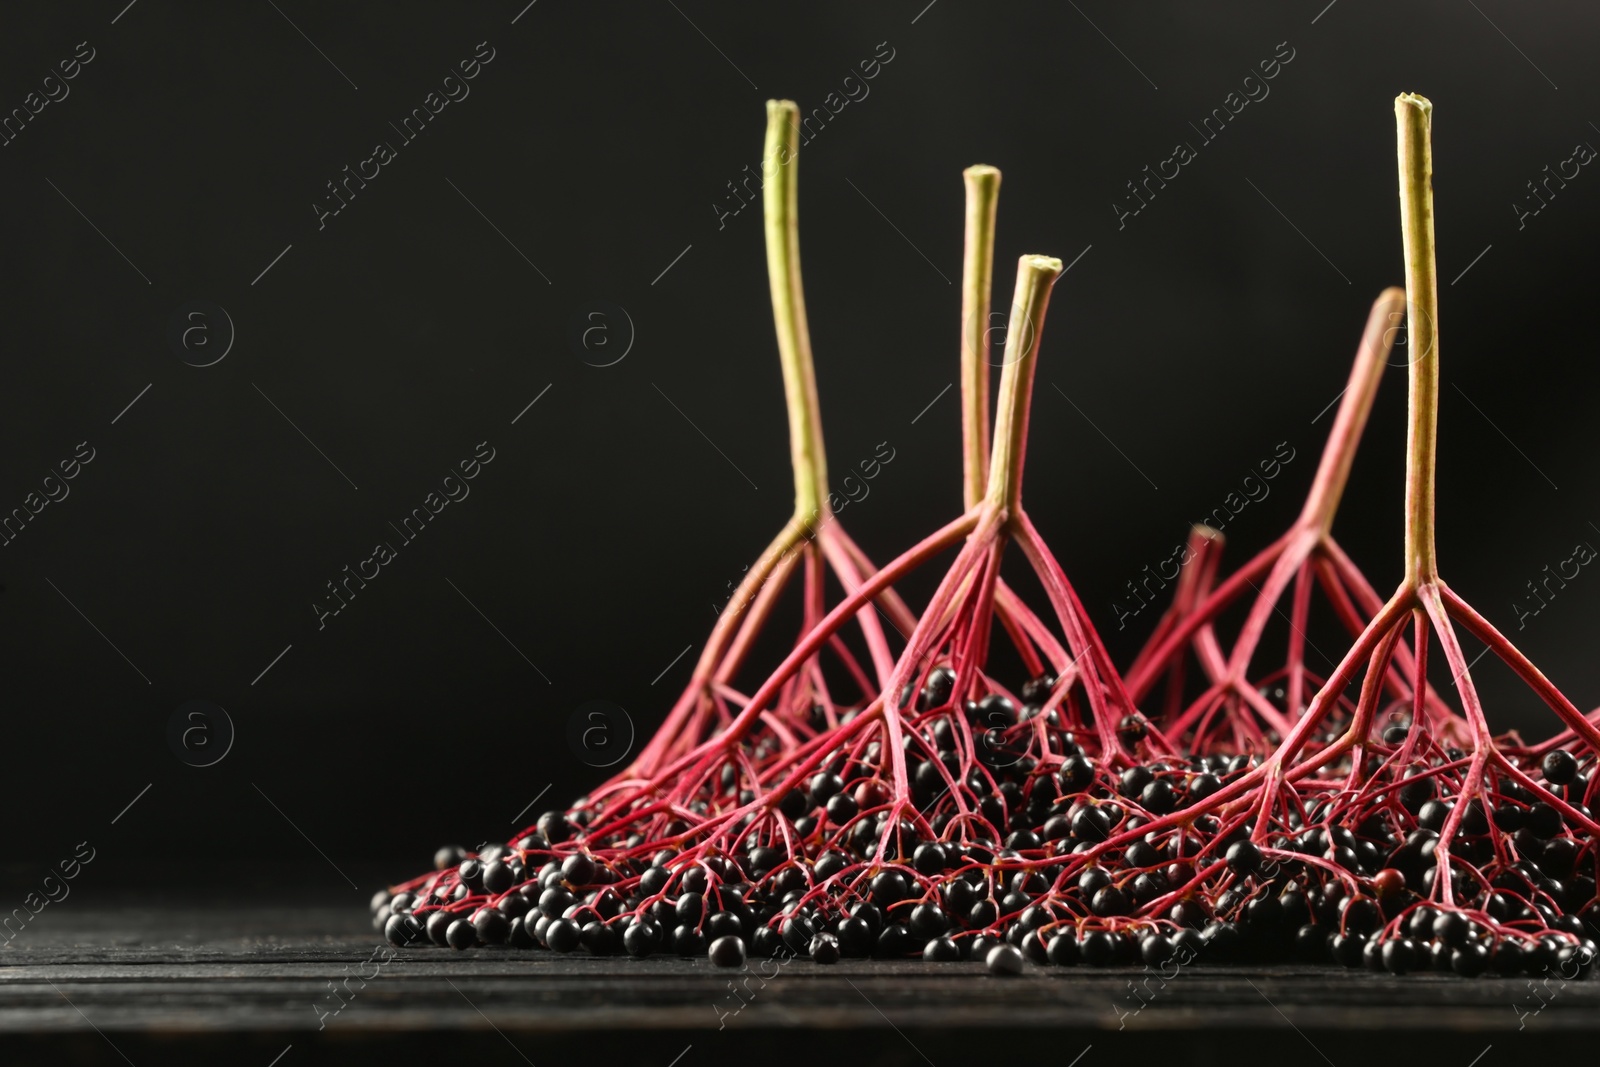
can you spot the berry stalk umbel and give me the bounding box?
[630,99,916,778]
[370,94,1600,981]
[1122,287,1462,754]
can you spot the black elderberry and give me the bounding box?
[751,925,784,958]
[385,913,424,947]
[986,942,1025,975]
[837,917,874,957]
[809,932,841,964]
[1071,804,1111,842]
[1078,929,1114,966]
[1225,840,1262,875]
[473,908,511,945]
[623,919,662,957]
[445,918,478,951]
[1125,840,1161,869]
[1337,895,1380,936]
[1046,933,1079,965]
[745,847,784,879]
[580,920,616,955]
[910,903,950,938]
[1139,933,1175,965]
[1329,933,1364,968]
[919,666,957,710]
[814,851,849,880]
[1130,872,1168,906]
[539,886,576,919]
[808,772,844,808]
[1405,906,1437,940]
[1185,774,1220,806]
[707,912,744,940]
[1120,766,1153,797]
[1543,749,1579,786]
[1293,923,1325,961]
[780,914,815,952]
[561,853,596,886]
[709,935,746,969]
[1090,885,1129,917]
[1382,937,1416,975]
[851,901,885,934]
[1416,800,1450,832]
[923,936,962,962]
[1117,714,1147,749]
[1450,941,1489,976]
[870,870,912,908]
[1526,802,1563,839]
[1169,900,1206,929]
[997,890,1030,914]
[1432,910,1469,946]
[536,811,571,844]
[458,859,485,893]
[1021,673,1055,704]
[675,892,706,925]
[1490,939,1525,976]
[1398,778,1436,812]
[913,843,947,876]
[942,878,977,916]
[672,924,706,957]
[875,923,915,958]
[1058,756,1095,794]
[426,910,454,947]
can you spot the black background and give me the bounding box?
[1,0,1596,897]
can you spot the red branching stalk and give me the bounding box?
[630,100,916,778]
[1123,286,1466,754]
[377,93,1598,976]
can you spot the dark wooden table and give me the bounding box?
[2,897,1596,1066]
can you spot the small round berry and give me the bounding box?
[445,918,477,951]
[709,935,747,969]
[986,942,1025,975]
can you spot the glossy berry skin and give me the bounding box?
[1543,749,1579,786]
[1046,933,1079,966]
[544,918,581,953]
[445,918,478,951]
[709,935,747,969]
[580,921,617,955]
[561,853,596,886]
[986,943,1025,975]
[1451,942,1490,977]
[473,908,511,945]
[385,913,424,947]
[809,933,841,964]
[922,936,962,962]
[425,910,454,947]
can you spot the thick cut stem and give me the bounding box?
[764,100,830,523]
[1298,288,1408,534]
[985,256,1064,513]
[960,165,1001,509]
[1396,93,1440,585]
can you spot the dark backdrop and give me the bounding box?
[2,1,1597,897]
